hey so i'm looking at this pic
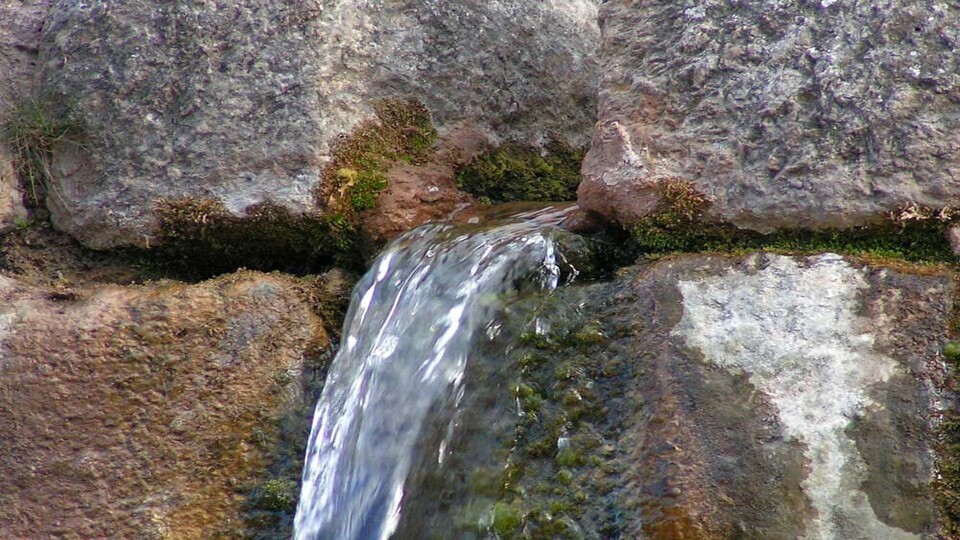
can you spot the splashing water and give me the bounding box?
[294,217,576,540]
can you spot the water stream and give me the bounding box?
[294,210,580,539]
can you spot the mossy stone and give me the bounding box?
[945,342,960,363]
[492,501,523,536]
[456,142,583,204]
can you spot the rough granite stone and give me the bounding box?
[38,0,600,249]
[0,0,48,103]
[580,1,960,231]
[595,253,950,537]
[0,270,328,538]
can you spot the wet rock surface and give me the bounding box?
[483,253,951,538]
[0,270,328,538]
[37,0,599,249]
[580,1,960,231]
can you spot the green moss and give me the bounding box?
[251,478,298,513]
[1,95,84,208]
[493,501,523,537]
[556,445,584,468]
[571,322,605,345]
[150,99,438,278]
[630,180,955,264]
[945,342,960,364]
[937,414,960,536]
[153,198,363,278]
[456,141,583,204]
[322,98,437,214]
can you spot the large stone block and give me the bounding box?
[0,271,328,537]
[38,0,600,248]
[580,1,960,231]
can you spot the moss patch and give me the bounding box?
[475,289,627,539]
[151,98,438,278]
[455,141,583,204]
[629,179,955,265]
[152,199,361,278]
[320,98,437,214]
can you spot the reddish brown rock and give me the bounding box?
[359,127,492,246]
[0,271,328,538]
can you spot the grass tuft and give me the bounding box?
[1,96,83,208]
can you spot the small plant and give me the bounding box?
[252,478,298,513]
[12,216,33,229]
[1,96,83,207]
[945,342,960,363]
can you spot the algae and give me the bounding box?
[455,141,583,204]
[629,179,956,265]
[153,199,361,277]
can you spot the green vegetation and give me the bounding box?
[456,141,583,204]
[629,179,955,265]
[938,415,960,537]
[251,478,298,512]
[492,501,523,537]
[153,199,362,277]
[321,98,437,214]
[153,99,438,277]
[474,289,625,539]
[1,95,84,207]
[946,342,960,364]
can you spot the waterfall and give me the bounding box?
[294,212,578,540]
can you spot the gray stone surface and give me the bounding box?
[0,0,48,103]
[580,1,960,231]
[38,0,600,249]
[590,253,950,537]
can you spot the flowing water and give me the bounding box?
[294,210,581,540]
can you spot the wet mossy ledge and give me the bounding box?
[455,141,583,204]
[620,179,957,267]
[153,199,361,278]
[151,99,438,278]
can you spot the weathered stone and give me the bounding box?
[948,225,960,257]
[0,144,27,231]
[38,0,600,249]
[546,253,951,537]
[0,271,328,538]
[0,1,47,230]
[580,1,960,231]
[0,0,48,103]
[358,126,487,247]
